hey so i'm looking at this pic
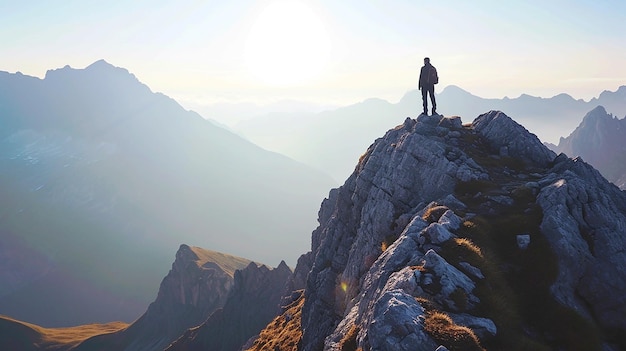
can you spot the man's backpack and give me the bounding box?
[430,67,439,85]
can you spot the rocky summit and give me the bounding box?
[73,245,252,351]
[258,111,626,351]
[166,260,292,351]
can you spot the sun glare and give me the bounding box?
[244,1,331,87]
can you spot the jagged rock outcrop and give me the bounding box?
[75,245,251,351]
[537,154,626,332]
[280,251,313,307]
[301,113,494,348]
[472,110,556,167]
[166,260,292,351]
[245,289,305,351]
[550,105,626,189]
[267,111,626,351]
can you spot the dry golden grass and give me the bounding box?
[453,238,483,258]
[462,220,476,229]
[440,236,486,276]
[410,264,427,272]
[189,246,254,277]
[380,241,389,252]
[423,311,485,351]
[339,325,359,351]
[422,205,448,223]
[414,297,439,311]
[451,202,606,349]
[381,233,399,254]
[246,292,304,351]
[38,322,128,346]
[0,315,128,350]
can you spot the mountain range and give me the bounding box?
[0,60,335,326]
[234,85,626,181]
[1,60,625,350]
[3,109,625,350]
[548,106,626,189]
[0,244,291,351]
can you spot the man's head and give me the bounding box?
[424,57,430,65]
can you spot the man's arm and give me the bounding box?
[418,67,423,90]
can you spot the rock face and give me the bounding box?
[472,110,556,167]
[166,260,292,351]
[74,245,252,351]
[270,111,626,350]
[537,155,626,332]
[550,105,626,189]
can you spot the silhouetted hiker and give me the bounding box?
[419,57,438,115]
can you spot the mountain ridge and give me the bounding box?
[71,244,255,351]
[2,109,625,350]
[0,60,336,326]
[0,244,289,351]
[550,105,626,189]
[235,84,626,181]
[255,111,626,350]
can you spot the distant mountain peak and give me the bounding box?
[597,85,626,100]
[440,84,474,96]
[580,105,611,125]
[44,64,73,79]
[551,105,626,189]
[84,59,132,76]
[43,59,137,85]
[175,244,254,277]
[86,59,113,69]
[588,105,608,114]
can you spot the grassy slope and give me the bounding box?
[0,315,127,351]
[188,246,255,276]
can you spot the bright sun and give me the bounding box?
[244,1,331,87]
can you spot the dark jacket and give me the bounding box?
[419,63,438,89]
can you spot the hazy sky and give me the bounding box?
[2,0,626,110]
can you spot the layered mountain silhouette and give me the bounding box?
[548,106,626,189]
[71,245,291,351]
[0,60,336,326]
[235,85,626,181]
[2,109,626,350]
[164,259,292,351]
[0,245,291,351]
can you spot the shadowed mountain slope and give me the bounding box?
[0,60,335,326]
[165,260,292,351]
[73,245,252,351]
[549,106,626,189]
[0,244,287,351]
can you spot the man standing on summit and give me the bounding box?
[419,57,438,115]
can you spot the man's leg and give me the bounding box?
[429,86,437,114]
[421,88,428,114]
